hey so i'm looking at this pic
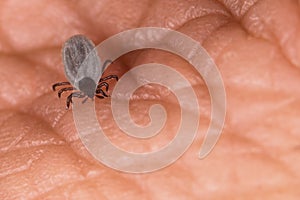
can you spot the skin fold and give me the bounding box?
[0,0,300,199]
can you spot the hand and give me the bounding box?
[1,0,299,199]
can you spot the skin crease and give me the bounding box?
[0,0,300,199]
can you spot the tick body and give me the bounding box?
[52,35,118,109]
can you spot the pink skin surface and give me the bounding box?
[1,0,300,199]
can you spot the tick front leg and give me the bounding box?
[66,92,85,109]
[52,81,71,91]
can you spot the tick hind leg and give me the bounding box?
[95,88,109,97]
[95,95,105,99]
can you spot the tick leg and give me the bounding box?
[96,88,109,97]
[52,82,71,91]
[66,92,85,109]
[57,87,76,98]
[99,75,119,82]
[95,95,105,99]
[82,96,89,104]
[97,82,109,91]
[100,59,113,71]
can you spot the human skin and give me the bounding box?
[0,0,300,199]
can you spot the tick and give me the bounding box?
[52,35,118,109]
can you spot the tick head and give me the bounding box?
[78,77,96,98]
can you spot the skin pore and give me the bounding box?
[1,0,300,199]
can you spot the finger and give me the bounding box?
[220,0,300,68]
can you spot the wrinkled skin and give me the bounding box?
[1,0,300,199]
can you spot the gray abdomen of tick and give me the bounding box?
[62,35,102,89]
